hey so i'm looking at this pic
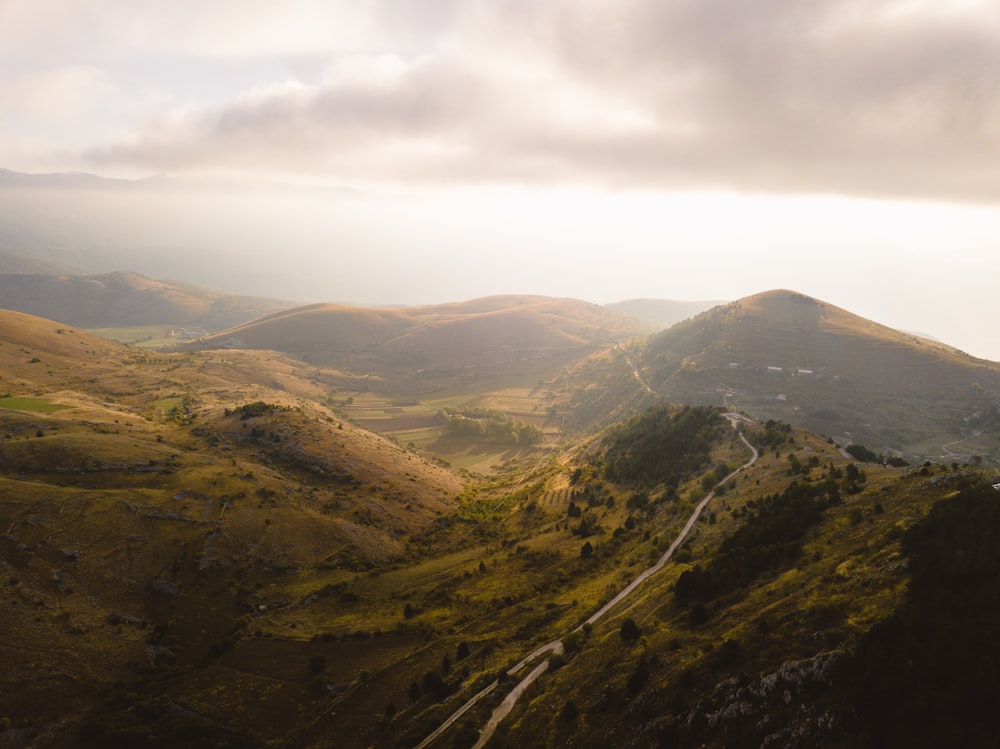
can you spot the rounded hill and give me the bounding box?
[189,295,650,377]
[639,289,1000,452]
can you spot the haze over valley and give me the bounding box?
[3,2,1000,748]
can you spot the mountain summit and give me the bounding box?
[638,289,1000,453]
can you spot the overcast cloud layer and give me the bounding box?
[2,0,999,200]
[2,1,1000,362]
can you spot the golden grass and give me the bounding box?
[0,303,990,749]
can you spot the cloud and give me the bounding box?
[0,66,113,121]
[15,0,1000,200]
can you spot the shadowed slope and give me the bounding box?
[190,295,649,377]
[640,289,1000,453]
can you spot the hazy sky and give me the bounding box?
[1,1,999,359]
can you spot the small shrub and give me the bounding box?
[558,700,579,722]
[620,618,641,642]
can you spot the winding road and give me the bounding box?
[415,411,759,748]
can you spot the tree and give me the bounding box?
[674,566,710,601]
[403,602,415,619]
[456,641,470,661]
[580,541,594,559]
[421,670,452,702]
[563,630,585,654]
[846,443,880,463]
[575,513,600,538]
[620,618,641,642]
[558,700,579,722]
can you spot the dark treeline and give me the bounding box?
[439,407,542,445]
[845,442,908,467]
[602,405,725,487]
[675,478,840,605]
[755,418,793,448]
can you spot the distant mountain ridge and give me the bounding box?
[0,249,78,275]
[187,295,651,383]
[0,270,293,330]
[606,297,725,329]
[0,167,139,189]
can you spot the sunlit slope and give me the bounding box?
[639,289,1000,453]
[0,308,140,391]
[0,309,464,740]
[0,270,292,329]
[191,295,649,375]
[0,311,462,552]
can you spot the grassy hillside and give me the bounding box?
[1,305,996,749]
[0,311,472,747]
[432,420,995,749]
[0,314,753,747]
[189,296,649,387]
[637,289,1000,460]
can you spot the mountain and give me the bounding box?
[1,304,997,748]
[188,295,651,386]
[0,167,139,189]
[0,271,293,331]
[635,289,1000,456]
[0,248,77,275]
[606,297,725,329]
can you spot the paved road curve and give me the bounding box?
[415,413,759,748]
[470,658,555,749]
[582,420,757,629]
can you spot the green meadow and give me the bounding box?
[0,396,69,413]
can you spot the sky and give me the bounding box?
[1,0,999,360]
